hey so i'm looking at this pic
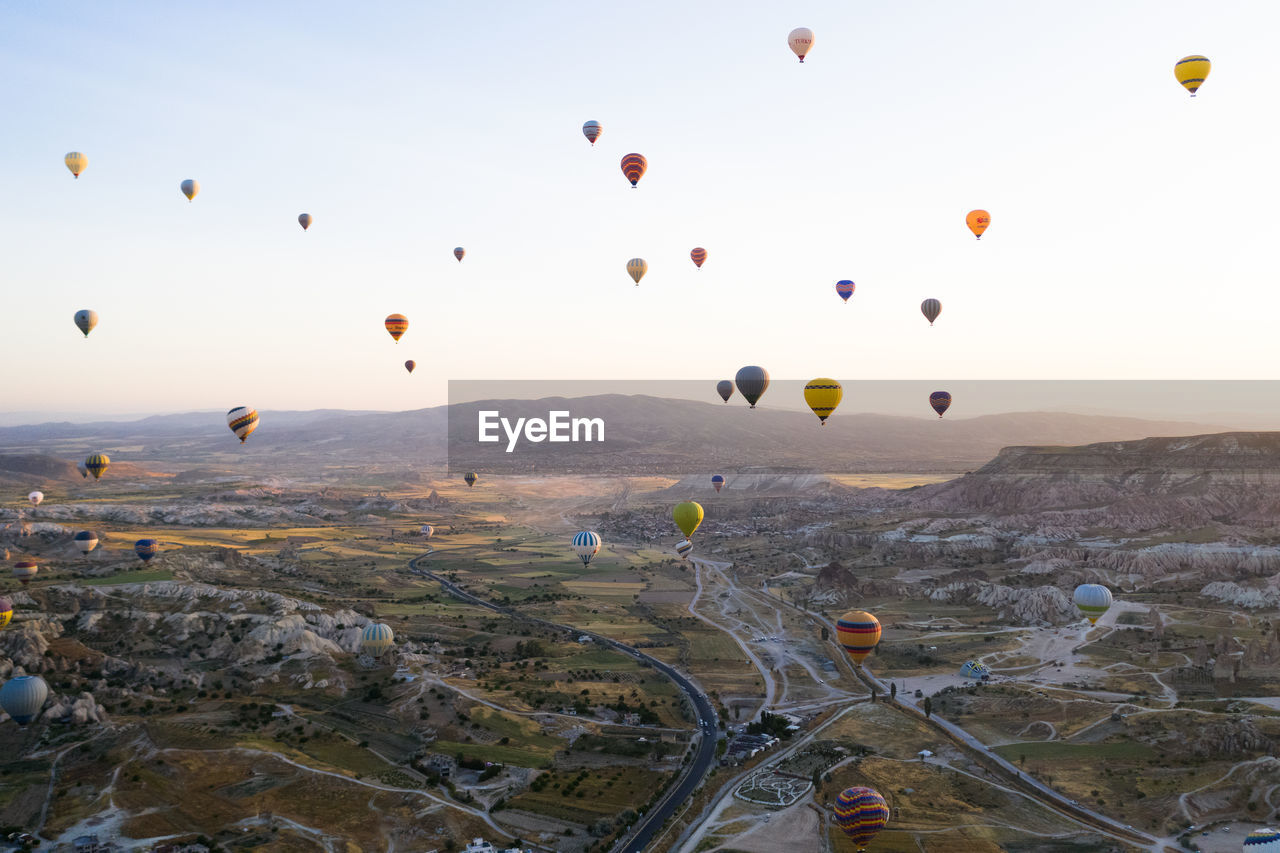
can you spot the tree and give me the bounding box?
[890,683,897,700]
[923,697,933,718]
[820,626,829,641]
[870,686,877,703]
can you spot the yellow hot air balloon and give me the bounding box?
[673,501,704,538]
[64,152,88,179]
[626,258,648,285]
[1175,55,1210,97]
[803,378,842,425]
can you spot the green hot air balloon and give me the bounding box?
[673,501,704,539]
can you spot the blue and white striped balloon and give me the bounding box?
[1245,829,1280,851]
[1,675,49,725]
[675,539,693,560]
[572,531,601,566]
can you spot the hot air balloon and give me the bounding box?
[1073,584,1113,625]
[572,531,601,567]
[836,610,881,665]
[361,622,395,658]
[675,539,693,560]
[966,209,990,240]
[421,524,434,539]
[180,179,200,202]
[833,786,889,851]
[134,539,159,563]
[454,247,465,262]
[788,27,814,62]
[803,378,842,425]
[0,675,49,725]
[921,299,941,326]
[0,597,11,631]
[690,248,707,269]
[73,530,98,555]
[734,366,770,408]
[836,280,855,302]
[1244,829,1280,851]
[711,475,724,493]
[27,491,43,507]
[404,360,416,374]
[84,453,109,480]
[12,561,37,586]
[227,407,259,444]
[716,380,734,403]
[385,314,409,342]
[1175,55,1210,97]
[626,258,648,285]
[582,120,602,145]
[74,310,98,338]
[620,153,647,188]
[673,501,704,538]
[298,213,313,230]
[64,152,87,178]
[464,472,478,488]
[929,391,952,418]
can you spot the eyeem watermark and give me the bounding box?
[478,410,605,453]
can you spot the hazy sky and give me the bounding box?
[2,1,1277,418]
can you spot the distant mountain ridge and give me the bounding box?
[0,396,1240,478]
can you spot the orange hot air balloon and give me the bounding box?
[966,209,990,240]
[385,314,408,342]
[620,153,647,188]
[690,248,707,269]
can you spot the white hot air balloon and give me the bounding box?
[1073,584,1114,625]
[788,27,814,62]
[27,492,43,507]
[572,531,601,567]
[421,525,434,539]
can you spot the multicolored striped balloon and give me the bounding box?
[929,391,951,418]
[385,313,409,342]
[582,120,602,145]
[0,596,12,631]
[836,610,881,665]
[1244,828,1280,851]
[675,539,693,560]
[833,786,889,850]
[690,247,707,269]
[836,280,855,302]
[1073,583,1113,625]
[626,258,648,285]
[1174,55,1210,97]
[134,539,160,562]
[64,152,87,178]
[454,247,465,262]
[12,561,38,586]
[85,453,110,480]
[620,153,647,187]
[361,622,395,657]
[226,407,259,444]
[464,472,478,487]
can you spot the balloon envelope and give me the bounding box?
[836,280,855,302]
[929,391,952,418]
[85,453,110,480]
[673,501,704,538]
[1175,55,1210,96]
[135,539,159,562]
[675,539,693,560]
[180,179,200,201]
[966,209,990,239]
[803,378,842,424]
[362,622,395,657]
[921,299,942,325]
[0,675,49,725]
[833,786,889,849]
[464,472,478,487]
[711,474,724,493]
[385,314,409,342]
[582,120,602,145]
[626,258,648,285]
[690,247,707,269]
[73,531,98,554]
[1073,584,1113,625]
[12,562,38,586]
[788,27,814,62]
[404,360,416,374]
[0,597,11,631]
[454,247,465,262]
[64,152,87,178]
[74,309,99,337]
[572,531,602,567]
[298,213,313,230]
[1244,829,1280,851]
[421,524,434,538]
[716,380,734,403]
[27,491,43,507]
[227,407,259,444]
[836,610,881,665]
[620,153,647,187]
[734,366,770,408]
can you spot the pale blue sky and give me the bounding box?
[2,1,1276,416]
